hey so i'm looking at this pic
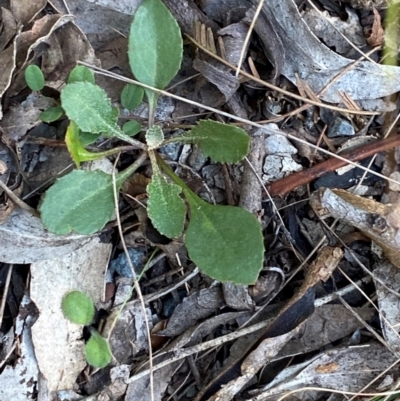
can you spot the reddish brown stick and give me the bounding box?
[267,135,400,197]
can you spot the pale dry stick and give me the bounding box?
[349,360,400,401]
[336,292,387,347]
[0,180,39,217]
[243,155,303,264]
[0,265,13,329]
[271,386,400,401]
[379,377,400,401]
[0,341,16,370]
[77,61,400,190]
[354,111,400,192]
[235,0,265,77]
[124,277,372,385]
[110,151,155,401]
[337,266,400,344]
[183,36,379,116]
[60,0,71,14]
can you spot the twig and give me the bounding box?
[267,134,400,197]
[0,180,40,217]
[0,265,13,330]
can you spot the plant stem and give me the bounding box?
[155,154,201,206]
[112,128,147,150]
[116,150,148,186]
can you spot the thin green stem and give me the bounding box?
[116,150,148,186]
[112,128,147,150]
[155,154,201,206]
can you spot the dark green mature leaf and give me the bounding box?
[128,0,182,91]
[121,84,144,110]
[147,173,186,238]
[25,65,45,91]
[68,65,95,84]
[184,198,264,284]
[85,331,112,368]
[61,291,95,325]
[61,82,123,138]
[39,170,119,235]
[183,120,250,163]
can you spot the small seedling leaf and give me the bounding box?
[68,65,95,84]
[184,198,264,284]
[128,0,182,90]
[121,84,144,110]
[61,291,95,325]
[85,331,112,368]
[146,126,164,150]
[39,169,119,235]
[147,173,186,238]
[40,106,64,123]
[25,65,45,91]
[122,120,142,137]
[183,120,250,163]
[61,82,123,138]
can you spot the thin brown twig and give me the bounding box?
[267,134,400,197]
[0,180,40,217]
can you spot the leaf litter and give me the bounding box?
[2,0,400,401]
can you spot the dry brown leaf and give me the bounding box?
[366,8,385,47]
[10,0,47,25]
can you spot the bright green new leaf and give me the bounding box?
[183,120,250,163]
[147,173,186,238]
[40,106,64,123]
[184,198,264,284]
[65,121,110,167]
[146,125,164,149]
[68,65,95,84]
[61,82,123,138]
[25,65,45,91]
[128,0,183,92]
[39,169,120,235]
[85,331,112,368]
[121,84,144,110]
[122,120,142,137]
[61,291,95,326]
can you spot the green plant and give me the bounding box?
[35,0,264,285]
[61,291,112,368]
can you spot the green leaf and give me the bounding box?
[79,131,101,146]
[40,106,64,123]
[147,172,186,238]
[128,0,182,91]
[39,169,120,235]
[146,125,164,150]
[65,121,110,167]
[61,291,95,326]
[61,82,123,138]
[183,120,250,163]
[122,120,142,137]
[121,84,144,110]
[68,65,95,84]
[85,331,112,368]
[25,65,45,91]
[184,198,264,284]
